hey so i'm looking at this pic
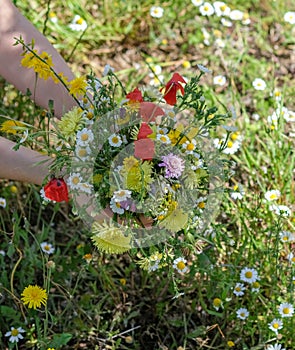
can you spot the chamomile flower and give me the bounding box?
[270,204,291,217]
[213,75,227,86]
[182,139,197,154]
[268,318,283,334]
[222,139,241,155]
[40,242,55,255]
[5,326,25,343]
[67,173,83,190]
[192,0,204,6]
[78,182,93,194]
[107,133,122,147]
[278,302,294,317]
[251,281,260,292]
[150,6,164,18]
[221,17,232,27]
[157,134,171,144]
[271,89,282,102]
[69,15,87,31]
[229,9,244,20]
[76,128,94,146]
[173,257,189,273]
[75,145,91,160]
[252,78,266,91]
[264,189,281,201]
[266,344,286,350]
[213,2,230,17]
[287,252,295,264]
[110,197,124,215]
[240,267,259,283]
[284,109,295,122]
[199,2,215,16]
[279,231,293,243]
[236,307,249,320]
[233,282,246,296]
[49,12,58,23]
[230,184,245,200]
[213,298,223,310]
[0,197,7,208]
[112,189,132,202]
[284,11,295,24]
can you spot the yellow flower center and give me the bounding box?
[87,112,94,119]
[112,136,119,143]
[273,322,279,329]
[187,143,195,151]
[220,5,226,11]
[270,194,277,200]
[252,282,260,288]
[44,245,50,251]
[81,133,89,141]
[227,141,233,148]
[204,6,209,11]
[213,298,221,307]
[157,215,165,221]
[283,307,290,314]
[177,261,186,270]
[231,133,239,141]
[78,149,87,157]
[72,177,80,185]
[235,287,241,291]
[76,18,84,25]
[198,202,205,209]
[245,271,253,278]
[11,329,19,336]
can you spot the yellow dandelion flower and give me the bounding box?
[0,120,26,134]
[91,220,131,254]
[58,107,84,139]
[159,208,188,233]
[21,285,48,309]
[21,51,54,81]
[68,76,87,97]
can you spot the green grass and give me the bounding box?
[1,1,295,349]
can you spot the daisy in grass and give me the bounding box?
[284,11,295,24]
[212,298,223,311]
[279,231,294,243]
[49,12,58,23]
[199,2,215,16]
[69,15,87,31]
[21,285,48,309]
[221,17,232,27]
[110,197,124,215]
[287,252,295,264]
[173,257,189,273]
[0,197,7,208]
[75,145,91,160]
[252,78,266,91]
[78,182,93,194]
[67,173,83,190]
[236,307,249,320]
[182,139,197,154]
[157,133,171,144]
[269,204,291,217]
[240,267,259,284]
[213,75,226,86]
[112,189,132,202]
[264,189,281,201]
[230,184,245,200]
[108,133,123,147]
[192,0,203,6]
[159,153,185,179]
[150,6,164,18]
[229,9,244,20]
[213,2,230,17]
[268,318,283,334]
[284,110,295,122]
[278,302,294,317]
[251,281,260,292]
[233,282,246,296]
[267,345,286,350]
[5,326,25,343]
[270,88,282,102]
[40,242,55,255]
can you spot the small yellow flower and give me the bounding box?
[58,107,84,139]
[213,298,222,310]
[227,340,235,347]
[10,185,18,194]
[0,120,26,134]
[21,285,48,309]
[119,278,127,286]
[68,76,87,97]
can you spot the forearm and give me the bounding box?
[0,137,51,185]
[0,0,77,118]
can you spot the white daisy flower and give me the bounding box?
[157,134,171,144]
[284,110,295,122]
[76,128,94,146]
[75,145,91,160]
[199,2,215,16]
[251,281,260,293]
[213,75,227,86]
[150,6,164,18]
[69,15,87,31]
[240,267,259,283]
[149,64,162,77]
[270,89,282,102]
[201,27,211,45]
[264,189,281,201]
[252,78,266,91]
[67,173,83,190]
[40,242,55,255]
[269,204,291,217]
[267,344,286,350]
[229,9,244,20]
[78,182,93,194]
[192,0,204,6]
[5,326,25,343]
[110,197,124,214]
[278,302,294,317]
[108,133,123,147]
[287,252,295,264]
[233,282,246,296]
[173,257,189,273]
[49,12,58,23]
[0,197,7,208]
[284,11,295,24]
[222,139,241,155]
[182,139,197,154]
[268,319,283,334]
[213,2,231,17]
[236,307,249,320]
[230,184,245,200]
[112,189,132,202]
[221,17,233,27]
[279,231,293,243]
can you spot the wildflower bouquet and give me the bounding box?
[16,38,231,255]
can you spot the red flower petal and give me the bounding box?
[44,178,69,203]
[161,73,187,106]
[137,122,153,140]
[139,102,165,122]
[126,87,143,102]
[134,138,155,160]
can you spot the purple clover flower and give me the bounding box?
[159,153,185,179]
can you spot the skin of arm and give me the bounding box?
[0,0,77,184]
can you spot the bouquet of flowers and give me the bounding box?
[17,38,232,259]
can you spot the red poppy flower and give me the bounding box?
[137,122,153,139]
[44,178,69,203]
[139,102,165,122]
[134,138,155,160]
[126,87,143,102]
[161,73,186,105]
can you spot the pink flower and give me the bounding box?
[159,153,185,178]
